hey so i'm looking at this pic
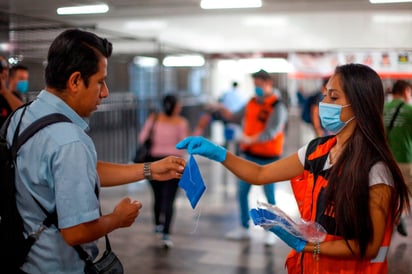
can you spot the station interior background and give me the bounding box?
[1,1,411,273]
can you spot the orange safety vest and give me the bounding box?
[240,95,284,158]
[287,136,394,274]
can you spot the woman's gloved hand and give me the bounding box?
[176,136,227,162]
[250,208,307,252]
[268,225,307,252]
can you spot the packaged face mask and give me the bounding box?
[178,155,206,209]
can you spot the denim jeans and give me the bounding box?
[238,154,279,229]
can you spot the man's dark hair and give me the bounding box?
[252,69,271,81]
[392,80,411,96]
[45,29,113,91]
[9,65,28,78]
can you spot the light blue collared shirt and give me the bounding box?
[6,90,100,274]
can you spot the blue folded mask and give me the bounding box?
[178,155,206,209]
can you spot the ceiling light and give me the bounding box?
[373,14,412,23]
[370,0,412,3]
[57,4,109,15]
[163,55,205,67]
[133,56,158,67]
[200,0,262,9]
[0,43,11,52]
[238,58,292,73]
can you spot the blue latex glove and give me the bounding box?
[250,208,307,252]
[268,225,307,252]
[176,136,227,162]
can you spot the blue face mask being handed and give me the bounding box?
[319,102,355,134]
[16,80,29,94]
[255,86,264,97]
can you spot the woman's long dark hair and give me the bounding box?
[163,94,177,116]
[326,63,410,257]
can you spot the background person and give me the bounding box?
[211,69,288,246]
[8,64,29,101]
[218,81,248,153]
[310,78,328,137]
[6,29,185,273]
[138,94,190,248]
[383,79,412,236]
[176,63,410,274]
[0,56,24,127]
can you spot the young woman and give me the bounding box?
[176,63,410,273]
[139,94,190,248]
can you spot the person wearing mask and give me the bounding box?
[0,56,24,127]
[138,94,190,248]
[212,69,288,246]
[5,29,186,273]
[8,64,29,101]
[218,81,248,152]
[176,63,410,274]
[383,80,412,237]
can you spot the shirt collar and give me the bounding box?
[37,90,89,131]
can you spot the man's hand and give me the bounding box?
[151,156,186,181]
[112,197,142,228]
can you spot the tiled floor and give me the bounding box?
[98,111,412,274]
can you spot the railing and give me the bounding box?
[88,92,208,163]
[26,91,209,163]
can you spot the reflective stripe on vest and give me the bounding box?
[371,246,388,263]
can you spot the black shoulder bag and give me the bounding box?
[75,234,123,274]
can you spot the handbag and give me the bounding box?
[133,113,157,163]
[76,235,124,274]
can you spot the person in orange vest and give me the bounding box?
[206,69,288,246]
[176,63,410,274]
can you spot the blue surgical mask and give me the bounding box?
[319,102,354,134]
[16,80,29,93]
[255,87,264,97]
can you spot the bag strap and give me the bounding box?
[74,235,111,264]
[6,103,113,264]
[0,101,31,138]
[387,102,404,133]
[7,105,72,248]
[73,184,113,264]
[146,113,158,141]
[11,113,71,159]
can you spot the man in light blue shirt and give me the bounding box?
[6,29,186,274]
[219,82,248,113]
[218,82,249,151]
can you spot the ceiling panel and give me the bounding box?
[0,0,411,60]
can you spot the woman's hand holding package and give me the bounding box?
[250,207,307,252]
